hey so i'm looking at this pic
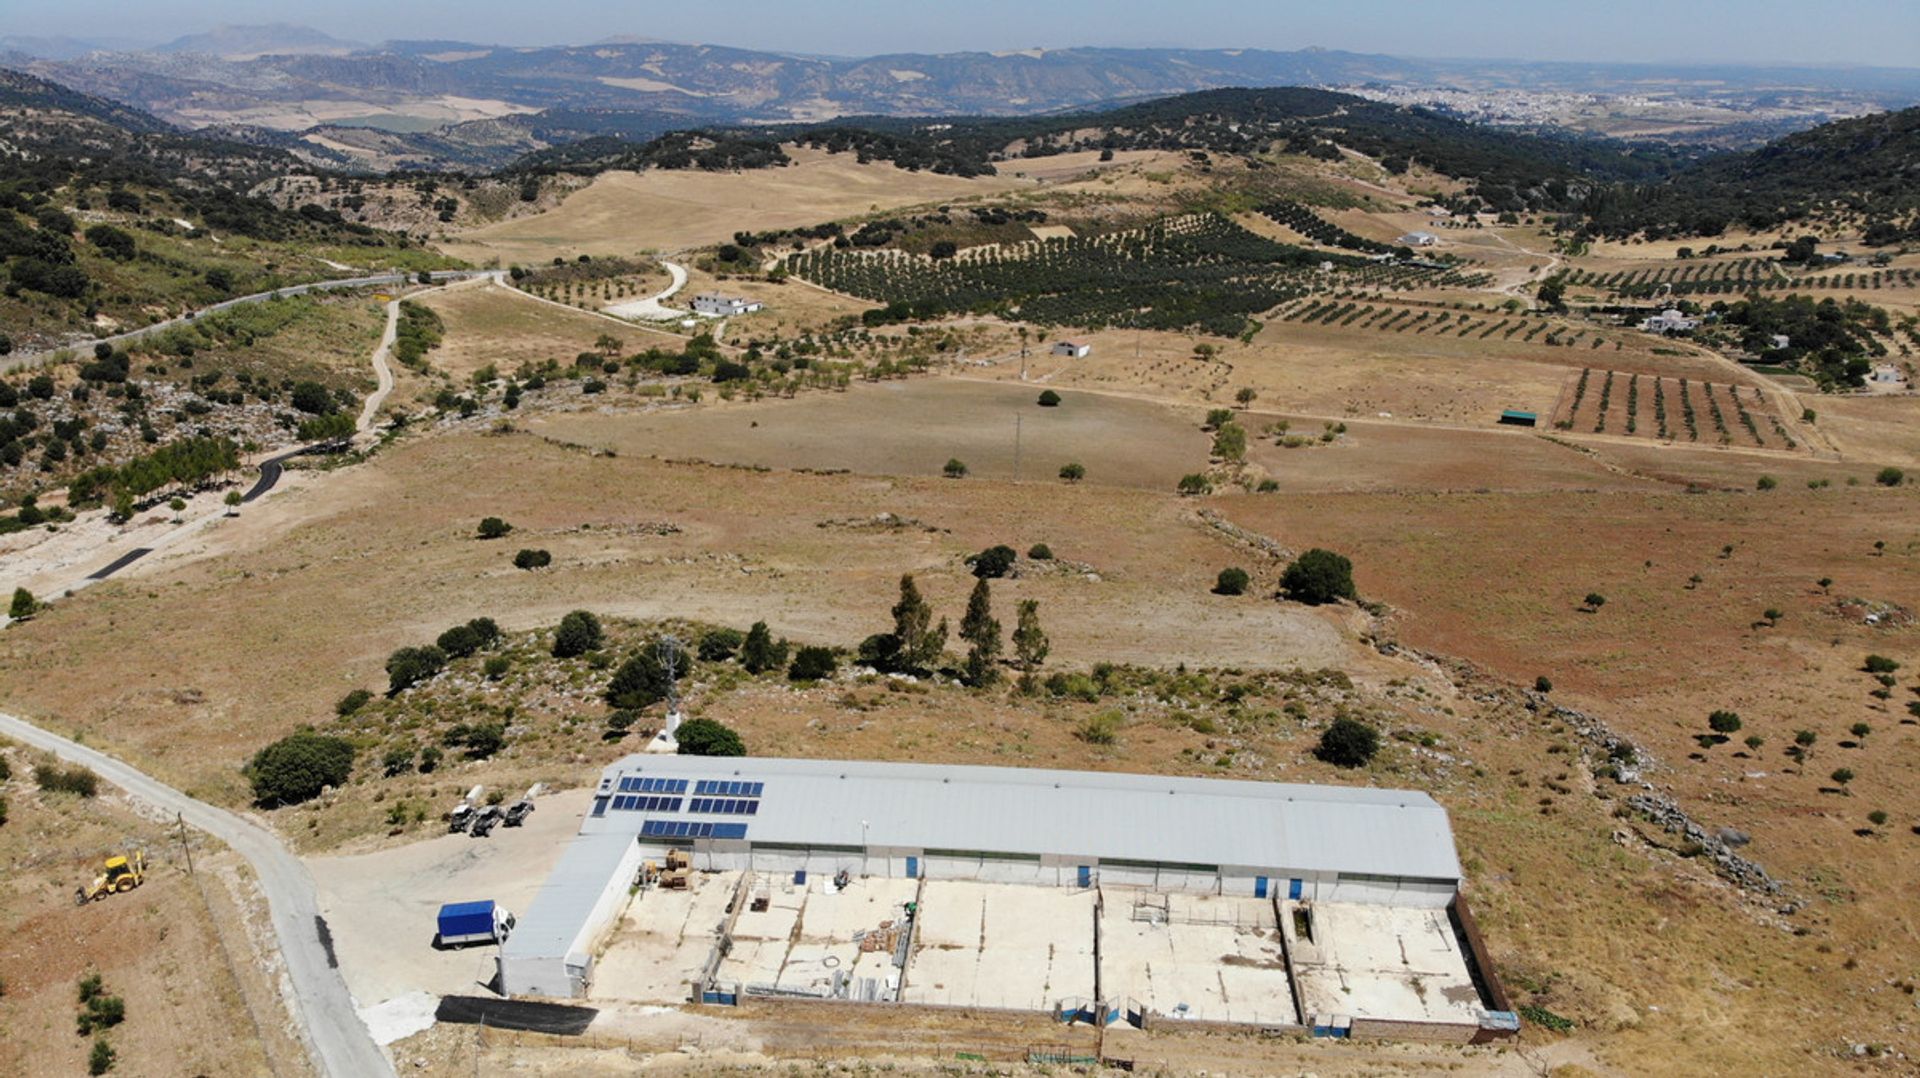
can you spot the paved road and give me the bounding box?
[2,269,490,374]
[0,710,397,1078]
[600,259,689,322]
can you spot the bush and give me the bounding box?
[443,722,506,760]
[943,458,969,478]
[1214,567,1251,596]
[436,624,483,659]
[484,655,511,679]
[476,517,513,539]
[1875,466,1904,487]
[419,746,442,773]
[698,627,745,661]
[385,645,447,694]
[605,650,674,709]
[1282,549,1357,605]
[467,617,501,648]
[552,610,604,657]
[1863,654,1900,674]
[89,1036,116,1075]
[1036,389,1061,407]
[1582,592,1607,611]
[857,632,903,670]
[1708,710,1743,735]
[381,747,416,777]
[1315,717,1379,768]
[34,764,100,797]
[1076,711,1122,745]
[676,717,746,757]
[335,689,373,716]
[1756,475,1777,491]
[512,548,552,570]
[246,731,354,806]
[1059,462,1085,483]
[1534,676,1553,693]
[968,544,1018,579]
[10,587,38,620]
[1176,473,1213,496]
[788,645,838,681]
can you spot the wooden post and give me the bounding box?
[176,812,194,877]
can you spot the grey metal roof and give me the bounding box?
[585,756,1462,882]
[501,830,634,962]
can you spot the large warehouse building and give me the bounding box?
[500,755,1472,1002]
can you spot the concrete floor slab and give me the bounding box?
[1099,893,1295,1026]
[591,869,739,1002]
[1285,902,1483,1024]
[902,880,1094,1011]
[717,875,917,1000]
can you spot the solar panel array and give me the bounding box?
[610,795,682,812]
[641,819,748,840]
[693,779,763,796]
[617,776,689,794]
[688,797,759,815]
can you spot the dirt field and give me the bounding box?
[1552,369,1800,450]
[439,148,1030,263]
[0,748,288,1076]
[416,280,665,381]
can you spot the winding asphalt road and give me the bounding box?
[0,710,396,1078]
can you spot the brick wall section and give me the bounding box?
[1349,1016,1479,1042]
[1449,895,1513,1012]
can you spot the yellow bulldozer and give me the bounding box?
[75,850,147,905]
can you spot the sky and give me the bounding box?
[6,0,1919,68]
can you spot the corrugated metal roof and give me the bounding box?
[583,756,1462,882]
[501,831,633,962]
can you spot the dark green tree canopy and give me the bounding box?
[677,717,746,757]
[1282,549,1356,605]
[247,731,354,806]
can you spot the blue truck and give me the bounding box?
[435,900,515,949]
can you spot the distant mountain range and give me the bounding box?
[5,25,1919,139]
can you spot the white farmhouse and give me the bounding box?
[691,293,763,317]
[1639,308,1699,334]
[1050,340,1091,358]
[1398,231,1438,247]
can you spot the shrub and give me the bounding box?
[246,731,354,806]
[943,457,969,478]
[1176,473,1213,496]
[1708,710,1743,735]
[418,746,442,773]
[698,627,745,661]
[335,689,373,716]
[512,548,552,570]
[476,517,513,539]
[1316,717,1380,767]
[1851,721,1872,738]
[1076,711,1123,745]
[605,650,674,709]
[676,718,746,757]
[1583,592,1607,611]
[1204,408,1235,431]
[788,645,837,681]
[381,747,416,777]
[1867,810,1889,827]
[34,764,99,797]
[436,624,483,659]
[385,645,447,694]
[1875,466,1904,487]
[1058,462,1085,483]
[1756,475,1776,491]
[1027,543,1054,560]
[467,617,501,648]
[443,722,506,760]
[1534,676,1553,693]
[1036,389,1061,407]
[968,544,1018,579]
[552,610,604,657]
[1282,549,1357,605]
[1214,567,1250,595]
[741,621,787,674]
[1830,767,1855,788]
[483,655,511,680]
[1863,655,1900,675]
[9,587,37,620]
[89,1036,116,1075]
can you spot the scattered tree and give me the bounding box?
[968,544,1018,579]
[1875,466,1905,487]
[890,575,948,673]
[1316,717,1380,768]
[1708,710,1743,736]
[676,718,745,757]
[1534,676,1553,693]
[1582,592,1607,612]
[512,548,552,570]
[385,645,447,694]
[1177,473,1213,496]
[246,731,354,806]
[958,578,1002,686]
[1214,567,1251,596]
[1036,390,1061,407]
[788,645,838,681]
[1831,767,1855,791]
[741,620,787,674]
[1850,721,1872,739]
[606,648,677,709]
[8,587,36,620]
[1235,387,1258,407]
[335,689,373,716]
[698,627,745,661]
[476,517,513,539]
[551,610,604,657]
[223,491,243,516]
[1013,599,1049,682]
[1027,543,1053,560]
[943,458,969,478]
[1283,549,1357,605]
[1058,461,1085,483]
[1863,655,1900,675]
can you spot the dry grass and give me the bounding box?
[416,281,653,380]
[439,147,1029,263]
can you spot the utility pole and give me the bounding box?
[176,812,195,877]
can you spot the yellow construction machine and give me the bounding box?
[75,850,147,905]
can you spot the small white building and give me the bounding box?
[1872,364,1904,384]
[1050,340,1091,358]
[691,293,763,317]
[1769,334,1791,351]
[1398,231,1438,247]
[1639,308,1699,334]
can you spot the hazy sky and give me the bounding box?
[9,0,1920,68]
